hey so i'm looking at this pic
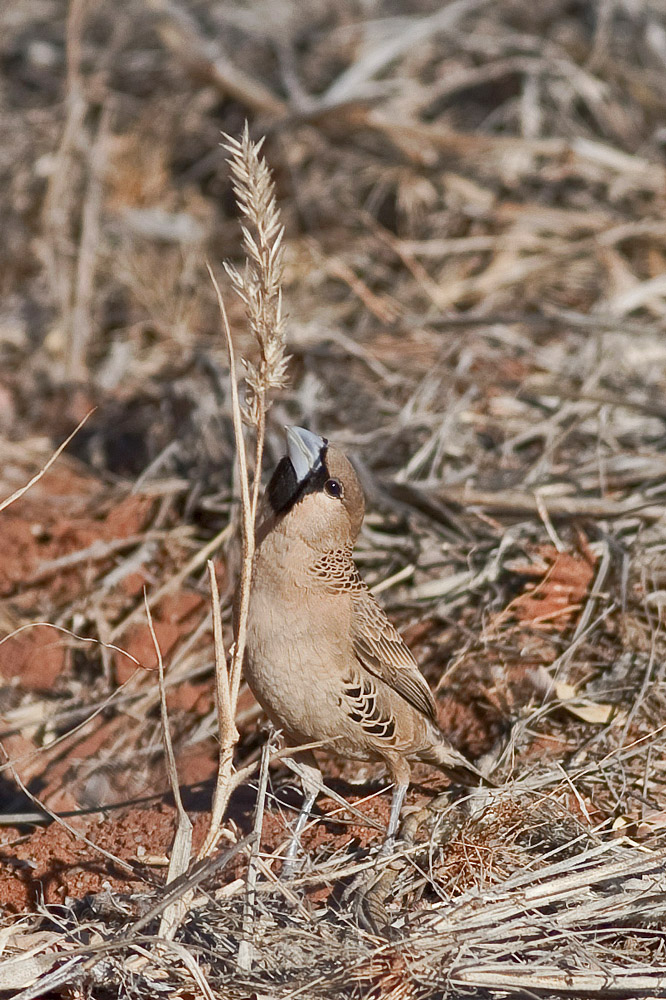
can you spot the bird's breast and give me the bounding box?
[244,541,353,743]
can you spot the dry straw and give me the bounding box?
[198,123,289,858]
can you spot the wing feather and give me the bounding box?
[309,548,438,723]
[351,582,438,723]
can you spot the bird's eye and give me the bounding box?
[324,478,344,499]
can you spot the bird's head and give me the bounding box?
[264,426,365,547]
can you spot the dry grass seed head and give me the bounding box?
[222,124,288,425]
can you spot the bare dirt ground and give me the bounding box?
[1,1,666,997]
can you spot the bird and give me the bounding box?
[244,426,490,866]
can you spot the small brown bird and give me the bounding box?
[245,426,488,862]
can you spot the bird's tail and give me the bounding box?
[421,730,494,787]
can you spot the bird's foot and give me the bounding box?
[344,854,403,936]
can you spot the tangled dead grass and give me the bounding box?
[1,0,666,997]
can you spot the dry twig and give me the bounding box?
[0,411,94,514]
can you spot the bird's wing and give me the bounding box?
[350,578,438,724]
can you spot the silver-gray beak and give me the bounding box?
[286,426,326,483]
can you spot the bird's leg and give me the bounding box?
[380,780,408,856]
[379,755,411,856]
[346,774,409,934]
[283,787,317,871]
[282,751,321,876]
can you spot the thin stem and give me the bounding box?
[198,560,237,859]
[145,592,193,938]
[207,263,254,717]
[0,410,95,514]
[238,733,273,972]
[250,392,266,525]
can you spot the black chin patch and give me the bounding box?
[267,456,299,513]
[267,453,330,515]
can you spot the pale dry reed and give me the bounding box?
[199,124,289,858]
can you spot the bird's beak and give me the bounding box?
[285,426,326,484]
